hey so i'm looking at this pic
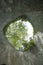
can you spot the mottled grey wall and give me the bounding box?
[0,0,43,65]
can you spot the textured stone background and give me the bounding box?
[0,0,43,65]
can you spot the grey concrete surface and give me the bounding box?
[0,0,43,65]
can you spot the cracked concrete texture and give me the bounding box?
[0,0,43,65]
